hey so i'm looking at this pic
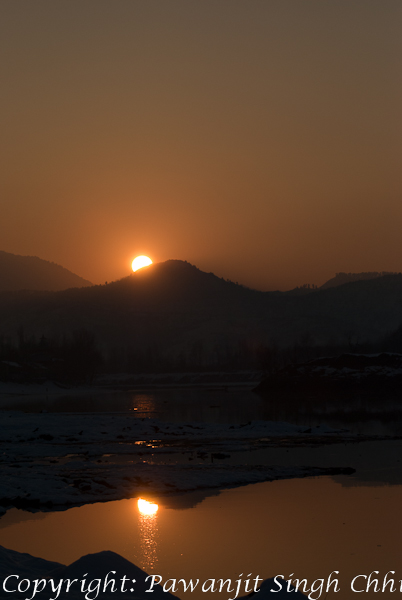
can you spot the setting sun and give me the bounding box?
[132,256,153,272]
[137,498,159,516]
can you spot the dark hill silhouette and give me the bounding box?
[1,260,402,370]
[287,271,400,294]
[0,251,92,291]
[100,260,259,307]
[320,271,398,290]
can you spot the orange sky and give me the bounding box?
[1,1,401,290]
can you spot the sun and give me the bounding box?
[132,255,153,272]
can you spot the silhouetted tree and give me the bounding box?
[61,329,103,383]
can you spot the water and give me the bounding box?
[2,387,402,435]
[1,388,402,598]
[1,470,402,599]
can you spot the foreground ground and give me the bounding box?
[0,545,307,599]
[0,409,362,515]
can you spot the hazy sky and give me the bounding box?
[1,1,401,290]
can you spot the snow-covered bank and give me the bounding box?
[0,411,342,444]
[0,460,354,515]
[0,412,354,514]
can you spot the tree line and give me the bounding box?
[1,322,402,385]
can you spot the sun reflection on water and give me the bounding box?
[138,498,159,516]
[137,498,159,571]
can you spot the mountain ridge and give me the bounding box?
[0,260,402,366]
[0,250,92,291]
[319,271,399,290]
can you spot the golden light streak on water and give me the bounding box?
[137,498,159,571]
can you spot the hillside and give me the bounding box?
[320,271,398,290]
[0,251,92,291]
[0,260,402,371]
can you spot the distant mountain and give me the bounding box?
[1,260,402,370]
[288,271,400,294]
[320,271,398,290]
[0,251,92,291]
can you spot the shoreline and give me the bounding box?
[0,372,262,402]
[0,411,358,516]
